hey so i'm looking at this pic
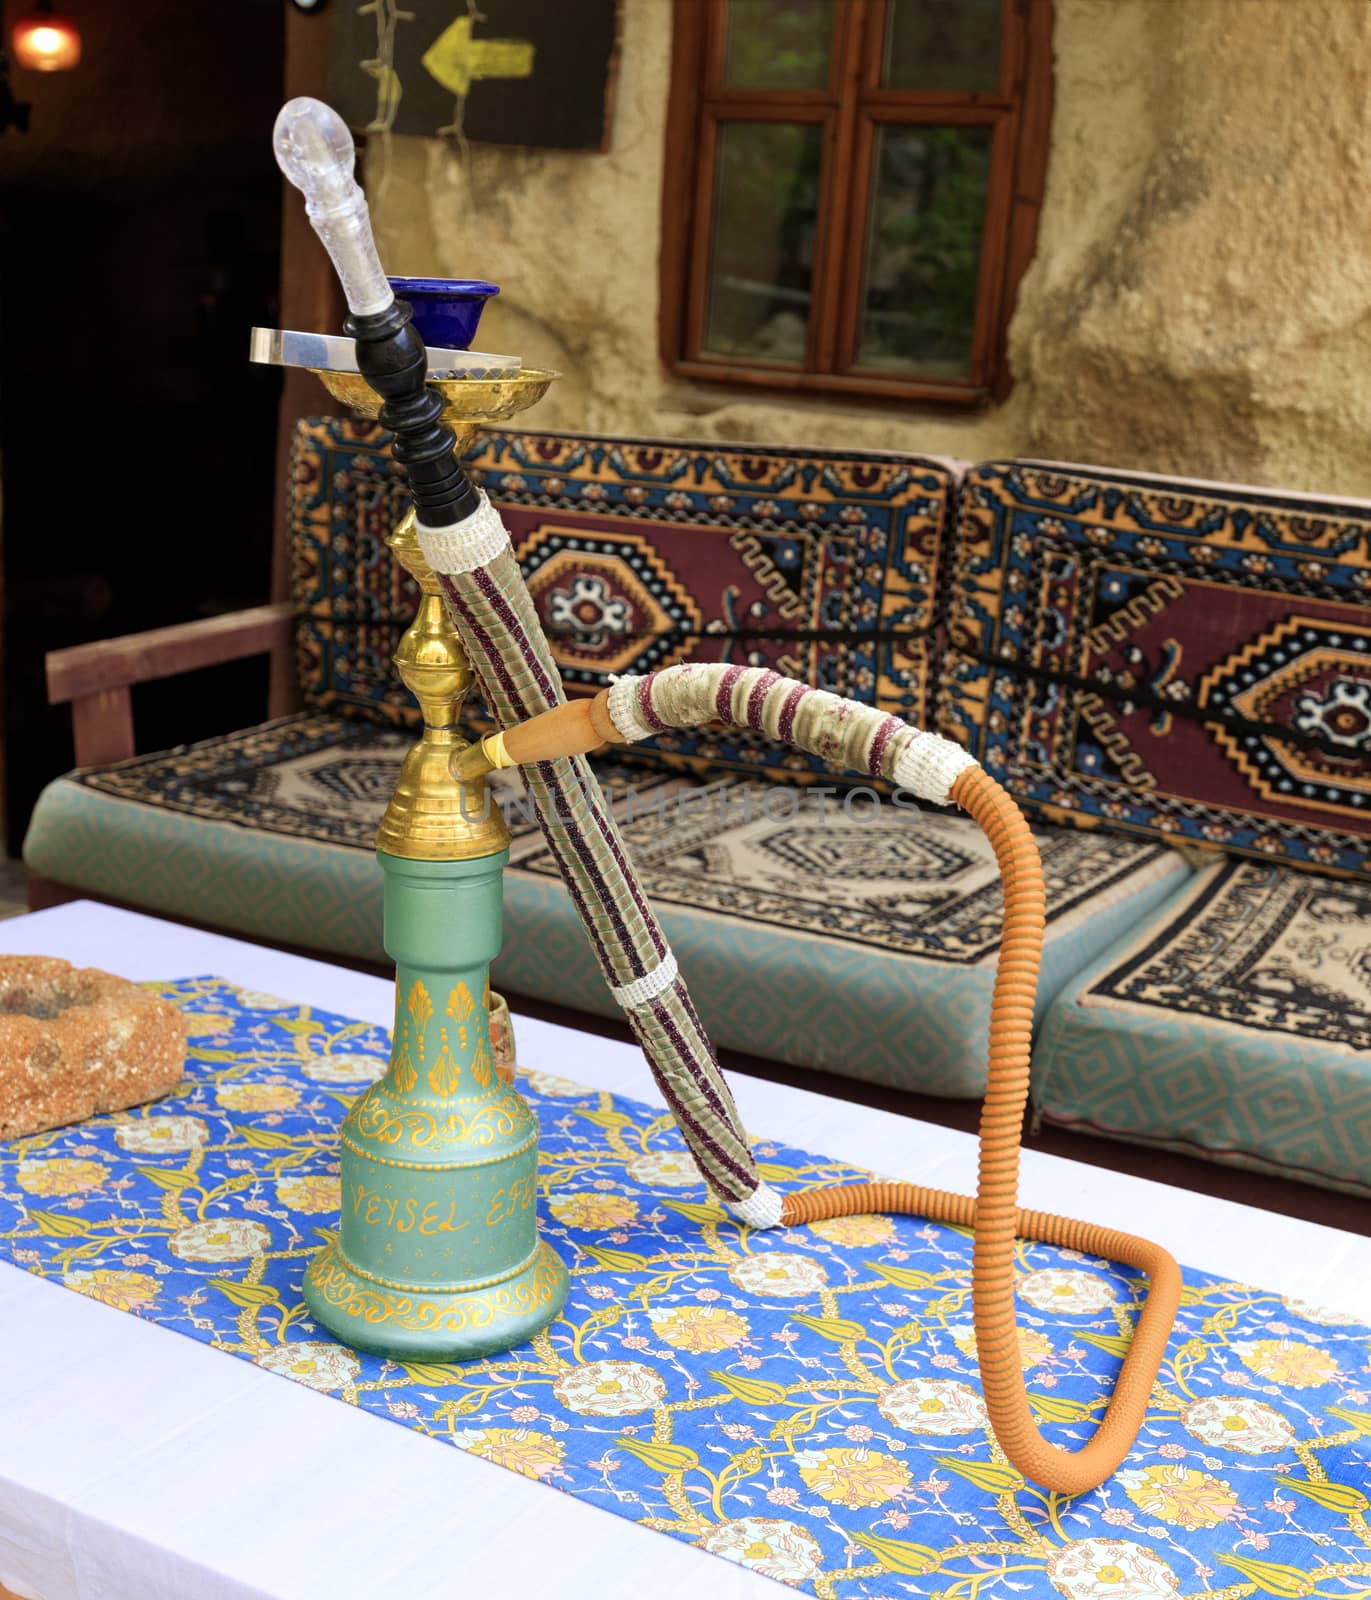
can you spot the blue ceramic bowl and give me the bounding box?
[387,277,499,351]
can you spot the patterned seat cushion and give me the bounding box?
[290,418,418,729]
[291,418,961,781]
[22,715,1188,1097]
[1033,859,1371,1195]
[497,768,1191,1095]
[939,462,1371,878]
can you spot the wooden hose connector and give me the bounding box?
[477,679,1182,1493]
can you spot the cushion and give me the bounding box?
[290,417,419,728]
[291,417,962,781]
[497,769,1192,1096]
[1033,858,1371,1196]
[940,461,1371,877]
[23,715,1189,1098]
[24,717,394,961]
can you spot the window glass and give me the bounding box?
[883,0,1001,92]
[704,120,824,364]
[855,124,992,377]
[723,0,833,90]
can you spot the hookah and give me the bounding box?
[273,98,568,1358]
[273,97,1181,1494]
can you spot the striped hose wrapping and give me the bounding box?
[604,663,978,805]
[418,504,763,1209]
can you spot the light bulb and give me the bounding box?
[12,8,81,72]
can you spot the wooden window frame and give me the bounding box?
[659,0,1054,407]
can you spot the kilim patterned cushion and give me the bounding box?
[290,416,418,728]
[463,429,959,782]
[290,416,961,781]
[1034,859,1371,1196]
[939,462,1371,878]
[23,715,1188,1101]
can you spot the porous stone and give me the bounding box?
[0,957,187,1141]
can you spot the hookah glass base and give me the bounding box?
[302,850,569,1362]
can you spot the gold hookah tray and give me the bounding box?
[312,367,557,427]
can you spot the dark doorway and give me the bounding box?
[0,0,285,851]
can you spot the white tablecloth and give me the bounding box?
[1,903,1367,1600]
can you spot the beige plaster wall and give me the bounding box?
[369,0,1371,496]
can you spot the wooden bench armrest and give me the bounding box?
[46,602,296,767]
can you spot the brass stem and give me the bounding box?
[374,512,510,862]
[315,367,559,862]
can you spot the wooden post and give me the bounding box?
[270,2,345,720]
[0,474,7,855]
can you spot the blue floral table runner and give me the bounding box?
[1,978,1368,1599]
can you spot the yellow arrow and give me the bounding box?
[423,17,535,100]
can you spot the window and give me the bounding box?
[660,0,1054,406]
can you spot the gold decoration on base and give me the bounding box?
[305,1238,564,1333]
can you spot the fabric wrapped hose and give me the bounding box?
[477,661,1183,1495]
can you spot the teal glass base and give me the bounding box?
[303,847,569,1363]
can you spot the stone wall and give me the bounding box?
[369,0,1371,495]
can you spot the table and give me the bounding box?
[2,903,1368,1600]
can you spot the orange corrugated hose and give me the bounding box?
[780,765,1182,1495]
[474,700,1183,1493]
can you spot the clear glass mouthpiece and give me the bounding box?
[273,97,393,318]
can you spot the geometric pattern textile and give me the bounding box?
[939,462,1371,879]
[505,776,1184,966]
[464,430,959,782]
[3,979,1369,1600]
[24,713,1191,1100]
[61,713,415,851]
[1034,861,1371,1196]
[21,718,405,961]
[291,416,962,781]
[290,416,421,729]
